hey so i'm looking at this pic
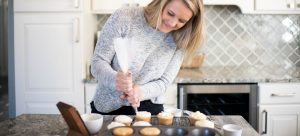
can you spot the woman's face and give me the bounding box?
[159,0,193,33]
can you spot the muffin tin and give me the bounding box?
[108,116,222,136]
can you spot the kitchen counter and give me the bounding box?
[177,66,300,83]
[0,114,259,136]
[84,66,300,84]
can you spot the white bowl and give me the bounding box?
[81,113,103,135]
[222,124,243,136]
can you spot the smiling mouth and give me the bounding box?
[163,22,172,29]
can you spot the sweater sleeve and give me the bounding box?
[91,8,131,92]
[139,49,184,101]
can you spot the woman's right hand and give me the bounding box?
[116,71,133,97]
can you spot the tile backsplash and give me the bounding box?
[96,6,300,67]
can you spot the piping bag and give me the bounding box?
[114,37,138,113]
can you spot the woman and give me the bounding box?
[91,0,204,115]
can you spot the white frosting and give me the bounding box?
[190,111,206,120]
[136,111,151,117]
[195,120,214,128]
[132,121,152,126]
[107,121,125,129]
[114,115,133,123]
[158,112,173,118]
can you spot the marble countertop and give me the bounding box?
[85,66,300,84]
[0,114,259,136]
[176,66,300,83]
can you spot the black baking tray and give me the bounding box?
[110,126,222,136]
[107,116,222,136]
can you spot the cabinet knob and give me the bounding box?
[287,3,291,8]
[297,3,300,8]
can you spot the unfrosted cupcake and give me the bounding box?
[114,115,133,126]
[189,111,207,126]
[112,127,134,136]
[136,111,151,122]
[195,119,214,128]
[139,127,161,136]
[157,112,174,126]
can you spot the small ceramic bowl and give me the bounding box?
[81,113,103,135]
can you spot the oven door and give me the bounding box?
[178,83,258,130]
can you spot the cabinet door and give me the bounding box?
[14,13,84,115]
[256,0,295,11]
[84,83,97,113]
[14,0,83,12]
[259,105,300,136]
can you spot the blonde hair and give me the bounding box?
[144,0,205,58]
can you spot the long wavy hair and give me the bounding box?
[144,0,205,58]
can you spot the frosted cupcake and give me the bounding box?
[107,121,126,130]
[195,120,214,128]
[132,121,152,126]
[114,115,133,126]
[189,111,207,126]
[157,112,174,126]
[136,111,151,122]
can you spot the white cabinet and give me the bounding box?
[203,0,253,13]
[91,0,152,14]
[14,0,83,12]
[91,0,128,14]
[14,0,98,116]
[91,0,253,14]
[259,105,300,136]
[134,0,152,7]
[84,83,97,113]
[164,83,177,109]
[258,83,300,136]
[255,0,300,14]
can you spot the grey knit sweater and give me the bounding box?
[91,7,184,113]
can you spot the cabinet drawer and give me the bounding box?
[259,83,300,104]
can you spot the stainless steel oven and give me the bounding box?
[178,83,258,130]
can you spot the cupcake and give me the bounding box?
[114,115,133,126]
[195,120,214,128]
[132,121,152,126]
[139,127,161,136]
[107,121,126,130]
[112,127,134,136]
[189,111,207,126]
[157,112,174,126]
[136,111,151,122]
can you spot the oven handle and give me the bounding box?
[262,110,268,135]
[179,87,184,110]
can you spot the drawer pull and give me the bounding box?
[271,93,296,97]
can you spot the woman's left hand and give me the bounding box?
[127,85,143,108]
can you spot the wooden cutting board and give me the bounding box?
[56,102,90,136]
